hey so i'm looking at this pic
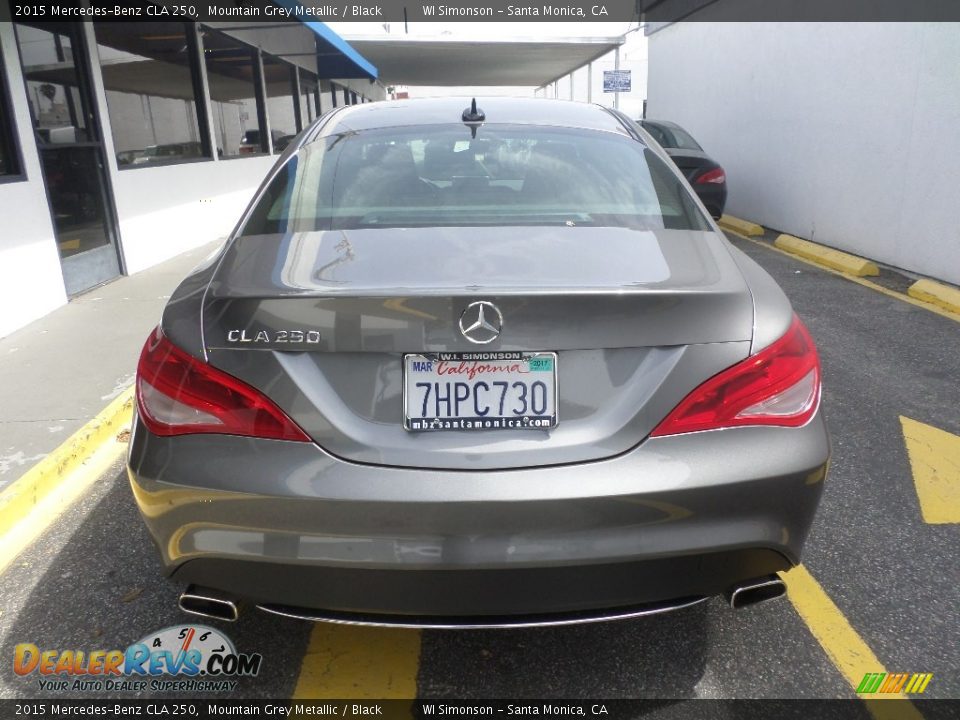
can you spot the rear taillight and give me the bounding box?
[695,167,726,185]
[650,315,821,437]
[135,327,310,442]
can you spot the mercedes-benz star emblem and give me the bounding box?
[458,301,503,345]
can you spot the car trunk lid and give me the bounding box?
[199,226,754,468]
[665,148,719,183]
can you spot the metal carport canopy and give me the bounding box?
[340,36,625,86]
[203,19,379,80]
[269,0,379,79]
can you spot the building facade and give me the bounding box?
[0,10,381,338]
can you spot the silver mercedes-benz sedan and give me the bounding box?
[127,98,829,627]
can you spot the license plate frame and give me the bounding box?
[402,351,558,432]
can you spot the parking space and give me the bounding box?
[725,231,960,697]
[0,231,957,704]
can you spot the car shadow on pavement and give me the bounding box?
[418,602,710,699]
[0,467,310,699]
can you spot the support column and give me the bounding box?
[291,65,303,132]
[252,48,271,154]
[186,23,217,160]
[613,46,620,110]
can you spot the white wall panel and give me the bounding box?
[112,157,275,275]
[647,22,960,285]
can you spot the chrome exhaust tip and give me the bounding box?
[726,575,786,609]
[178,585,240,622]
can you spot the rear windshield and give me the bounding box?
[665,126,703,151]
[240,124,710,235]
[642,122,703,152]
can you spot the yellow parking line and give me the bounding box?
[782,566,923,720]
[900,416,960,524]
[726,230,960,325]
[289,569,917,708]
[293,624,421,699]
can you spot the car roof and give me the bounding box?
[318,97,634,137]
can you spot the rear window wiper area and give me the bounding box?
[342,210,599,228]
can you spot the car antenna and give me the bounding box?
[461,98,485,138]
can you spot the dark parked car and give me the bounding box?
[124,142,205,166]
[239,129,288,155]
[639,119,727,219]
[274,134,296,153]
[129,98,828,628]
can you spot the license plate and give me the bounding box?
[403,352,558,431]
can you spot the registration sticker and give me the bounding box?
[403,351,558,431]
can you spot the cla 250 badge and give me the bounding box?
[227,328,321,344]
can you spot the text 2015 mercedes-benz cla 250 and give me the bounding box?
[127,98,829,627]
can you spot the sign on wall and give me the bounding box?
[603,70,631,92]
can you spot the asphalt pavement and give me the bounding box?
[0,230,956,707]
[0,241,223,493]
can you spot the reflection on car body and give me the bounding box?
[638,119,728,219]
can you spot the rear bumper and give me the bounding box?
[127,410,829,617]
[175,549,787,619]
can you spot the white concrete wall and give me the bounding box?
[647,22,960,285]
[0,22,67,339]
[109,157,275,275]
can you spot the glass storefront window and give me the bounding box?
[262,54,297,153]
[318,79,333,114]
[0,64,20,177]
[15,23,90,145]
[93,22,205,168]
[14,20,121,291]
[299,68,318,128]
[202,29,264,158]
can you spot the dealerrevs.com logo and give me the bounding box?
[13,625,262,693]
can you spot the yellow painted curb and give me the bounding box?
[908,278,960,315]
[718,214,763,236]
[727,228,960,325]
[774,234,880,277]
[0,387,134,540]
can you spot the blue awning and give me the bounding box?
[305,20,379,80]
[274,1,378,80]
